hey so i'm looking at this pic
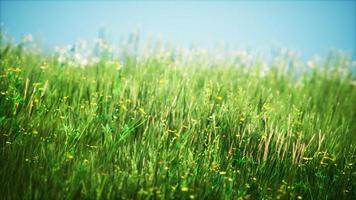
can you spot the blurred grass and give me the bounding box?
[0,36,355,199]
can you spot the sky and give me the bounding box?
[0,0,355,58]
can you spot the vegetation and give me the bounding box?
[1,35,355,199]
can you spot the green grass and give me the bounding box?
[1,38,355,199]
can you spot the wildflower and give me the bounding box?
[189,195,195,199]
[39,65,47,70]
[66,153,74,161]
[79,58,88,66]
[12,67,22,73]
[171,185,177,191]
[138,189,148,195]
[307,60,315,68]
[211,161,219,171]
[23,34,33,42]
[138,108,146,114]
[263,104,271,111]
[92,57,100,64]
[57,55,66,63]
[219,171,227,175]
[297,196,303,200]
[181,187,189,192]
[216,96,223,101]
[239,116,245,124]
[115,61,121,70]
[154,188,161,195]
[261,134,267,140]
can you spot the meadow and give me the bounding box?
[0,34,355,199]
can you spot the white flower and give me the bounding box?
[259,63,270,77]
[55,46,66,54]
[58,56,66,63]
[79,58,88,66]
[23,34,33,42]
[234,50,252,64]
[91,57,100,64]
[74,53,82,61]
[307,60,315,68]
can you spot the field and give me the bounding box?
[1,35,355,199]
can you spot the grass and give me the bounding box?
[0,36,355,199]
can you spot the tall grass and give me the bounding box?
[0,36,355,199]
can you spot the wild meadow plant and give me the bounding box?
[0,33,355,199]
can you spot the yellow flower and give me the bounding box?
[181,187,189,192]
[211,161,219,171]
[121,105,127,111]
[138,108,146,114]
[216,96,223,101]
[66,153,74,161]
[219,171,226,175]
[40,65,47,70]
[115,61,121,70]
[302,157,313,161]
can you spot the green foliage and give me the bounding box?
[0,41,355,199]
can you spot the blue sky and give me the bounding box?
[1,0,355,58]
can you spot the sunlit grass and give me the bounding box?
[0,35,355,199]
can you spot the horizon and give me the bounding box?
[1,1,355,59]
